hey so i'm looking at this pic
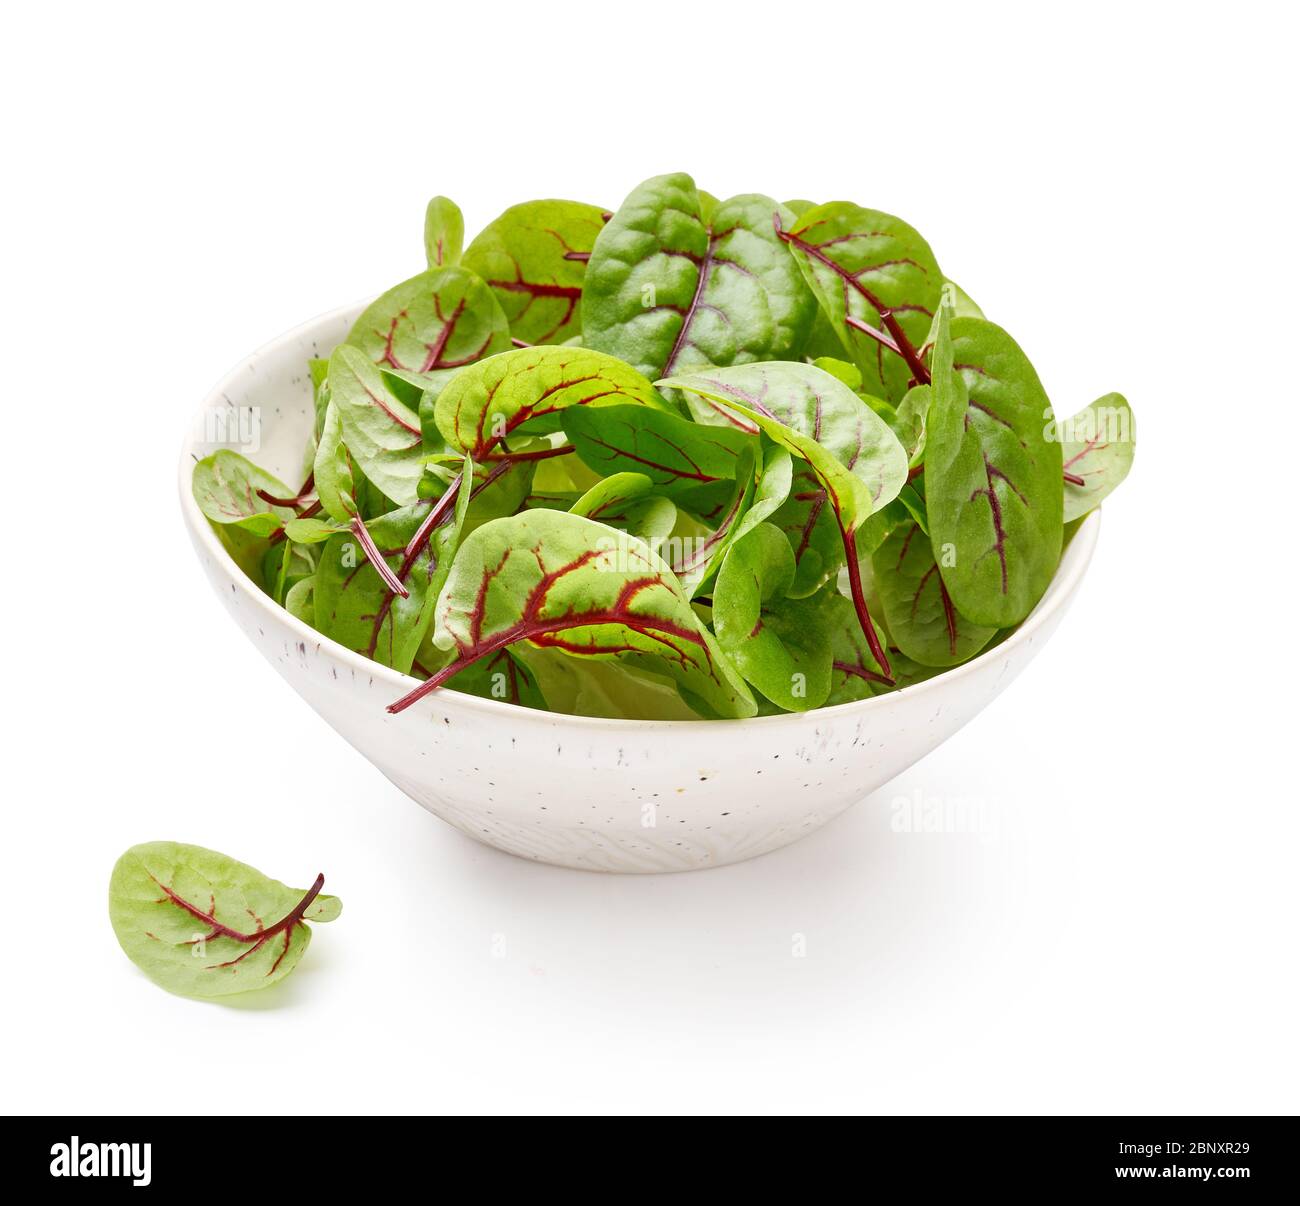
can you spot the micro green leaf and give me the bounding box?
[108,842,339,999]
[462,199,607,345]
[434,344,670,459]
[712,523,837,711]
[387,510,756,719]
[1057,392,1136,521]
[192,451,294,538]
[569,472,677,542]
[345,265,511,373]
[314,466,474,671]
[925,308,1064,628]
[873,519,998,666]
[327,344,426,507]
[583,173,816,380]
[424,195,464,268]
[563,403,752,498]
[779,201,942,402]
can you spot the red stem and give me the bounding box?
[1063,470,1086,487]
[351,517,409,598]
[839,525,893,681]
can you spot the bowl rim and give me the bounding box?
[179,301,1101,732]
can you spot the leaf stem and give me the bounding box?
[839,525,893,682]
[350,517,410,598]
[1063,470,1086,487]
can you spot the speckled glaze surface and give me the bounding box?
[180,303,1100,874]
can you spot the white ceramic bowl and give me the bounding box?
[180,303,1099,874]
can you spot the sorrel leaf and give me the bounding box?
[583,173,815,380]
[313,399,360,522]
[424,195,464,268]
[434,344,669,459]
[873,520,997,666]
[109,842,339,999]
[569,472,677,541]
[345,265,510,373]
[314,469,473,671]
[657,361,908,529]
[387,509,756,718]
[192,451,293,538]
[779,201,942,402]
[712,523,836,711]
[1057,392,1135,521]
[824,593,895,705]
[563,402,752,497]
[328,345,426,506]
[462,199,607,344]
[925,309,1064,627]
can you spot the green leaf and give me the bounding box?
[670,442,791,596]
[583,173,815,380]
[192,451,293,537]
[658,361,907,531]
[314,469,473,672]
[824,593,895,705]
[108,842,339,999]
[780,201,942,402]
[388,510,756,719]
[284,574,315,624]
[434,344,669,458]
[563,402,752,498]
[283,516,348,544]
[712,523,837,711]
[345,265,510,373]
[569,472,677,542]
[462,199,607,344]
[424,195,464,267]
[312,399,359,522]
[925,310,1064,627]
[1058,392,1136,521]
[327,345,426,507]
[873,520,997,666]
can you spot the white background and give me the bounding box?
[3,1,1296,1115]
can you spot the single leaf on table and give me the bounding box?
[314,468,474,671]
[779,201,942,402]
[192,451,294,538]
[873,520,997,666]
[424,195,464,267]
[387,510,756,719]
[1058,392,1135,521]
[108,842,339,999]
[344,265,510,374]
[712,523,839,712]
[462,199,607,344]
[328,345,426,507]
[434,344,670,459]
[570,472,677,542]
[563,403,752,499]
[925,309,1064,627]
[582,172,816,380]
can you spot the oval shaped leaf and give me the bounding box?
[925,310,1064,627]
[434,344,668,459]
[1059,392,1135,521]
[874,520,997,666]
[712,523,836,711]
[424,195,464,267]
[345,265,510,373]
[109,842,338,999]
[583,173,815,380]
[563,402,752,498]
[569,471,677,541]
[387,509,756,719]
[462,199,607,344]
[780,201,942,402]
[328,345,426,506]
[192,451,293,537]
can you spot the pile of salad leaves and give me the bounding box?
[193,174,1135,721]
